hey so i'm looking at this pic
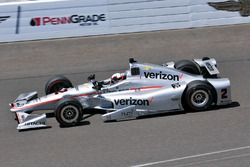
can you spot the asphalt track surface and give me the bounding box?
[0,24,250,167]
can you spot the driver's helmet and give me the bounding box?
[111,73,126,83]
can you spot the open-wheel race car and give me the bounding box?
[10,58,232,130]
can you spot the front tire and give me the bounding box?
[55,98,83,127]
[183,81,215,111]
[45,75,73,95]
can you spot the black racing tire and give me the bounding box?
[182,81,216,112]
[175,60,201,75]
[45,75,73,95]
[55,98,83,127]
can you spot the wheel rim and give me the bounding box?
[60,105,79,124]
[190,90,209,108]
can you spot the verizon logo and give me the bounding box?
[114,97,152,106]
[144,71,180,81]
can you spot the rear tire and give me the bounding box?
[55,98,83,127]
[183,81,215,111]
[45,75,73,95]
[175,60,201,75]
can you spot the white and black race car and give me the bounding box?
[10,58,231,130]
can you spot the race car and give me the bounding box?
[9,58,232,130]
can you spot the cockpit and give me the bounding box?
[88,58,141,90]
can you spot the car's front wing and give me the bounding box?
[15,112,49,130]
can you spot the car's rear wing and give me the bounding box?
[194,58,220,75]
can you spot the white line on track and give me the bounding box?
[166,153,250,167]
[131,145,250,167]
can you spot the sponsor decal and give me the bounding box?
[0,16,10,24]
[143,66,153,71]
[30,14,106,27]
[114,97,151,106]
[121,110,134,117]
[205,62,215,71]
[24,121,46,126]
[171,82,181,89]
[144,71,180,81]
[208,0,250,17]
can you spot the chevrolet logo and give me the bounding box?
[0,16,10,23]
[208,0,250,16]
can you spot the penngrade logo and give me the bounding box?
[30,14,106,27]
[208,0,250,17]
[0,16,10,24]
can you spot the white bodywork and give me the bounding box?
[9,58,232,130]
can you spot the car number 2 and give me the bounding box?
[221,88,228,99]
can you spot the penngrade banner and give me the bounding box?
[1,0,250,42]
